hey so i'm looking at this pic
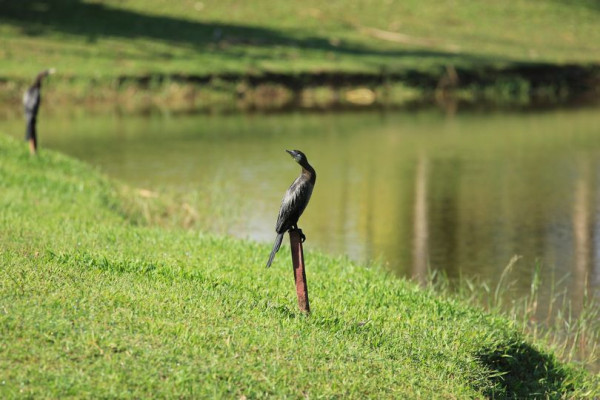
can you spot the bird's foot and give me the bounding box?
[290,226,306,242]
[298,228,306,243]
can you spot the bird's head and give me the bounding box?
[286,149,308,165]
[35,68,56,83]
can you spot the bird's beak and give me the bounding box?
[286,149,296,157]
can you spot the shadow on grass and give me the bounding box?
[0,0,491,64]
[478,340,573,398]
[548,0,600,13]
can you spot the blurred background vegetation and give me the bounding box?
[1,0,599,113]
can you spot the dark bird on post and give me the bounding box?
[23,68,55,155]
[266,149,316,268]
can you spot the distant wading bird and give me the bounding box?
[266,149,316,268]
[23,68,55,155]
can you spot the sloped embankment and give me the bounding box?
[0,134,597,398]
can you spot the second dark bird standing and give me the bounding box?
[23,68,55,155]
[266,150,316,268]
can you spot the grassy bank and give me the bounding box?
[1,0,599,113]
[1,136,599,397]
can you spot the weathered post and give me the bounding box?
[289,229,310,313]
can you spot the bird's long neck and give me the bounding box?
[300,163,316,184]
[32,72,47,88]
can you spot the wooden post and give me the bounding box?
[289,229,310,313]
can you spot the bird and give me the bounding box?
[266,149,316,268]
[23,68,55,155]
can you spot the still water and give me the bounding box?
[3,109,600,310]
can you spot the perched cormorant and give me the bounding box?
[23,68,55,155]
[266,149,316,268]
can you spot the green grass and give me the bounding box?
[1,136,599,397]
[427,259,600,374]
[1,0,600,80]
[1,1,599,112]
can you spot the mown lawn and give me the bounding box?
[0,134,598,398]
[1,0,599,80]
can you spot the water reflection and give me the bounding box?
[412,155,429,282]
[572,157,600,311]
[1,109,599,312]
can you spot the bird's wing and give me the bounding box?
[275,179,312,233]
[23,87,40,114]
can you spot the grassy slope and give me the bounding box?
[0,0,599,80]
[1,137,598,398]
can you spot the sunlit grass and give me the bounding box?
[1,130,599,397]
[1,1,598,113]
[1,0,599,80]
[426,256,600,373]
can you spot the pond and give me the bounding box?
[3,108,600,315]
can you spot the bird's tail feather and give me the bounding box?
[266,233,284,268]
